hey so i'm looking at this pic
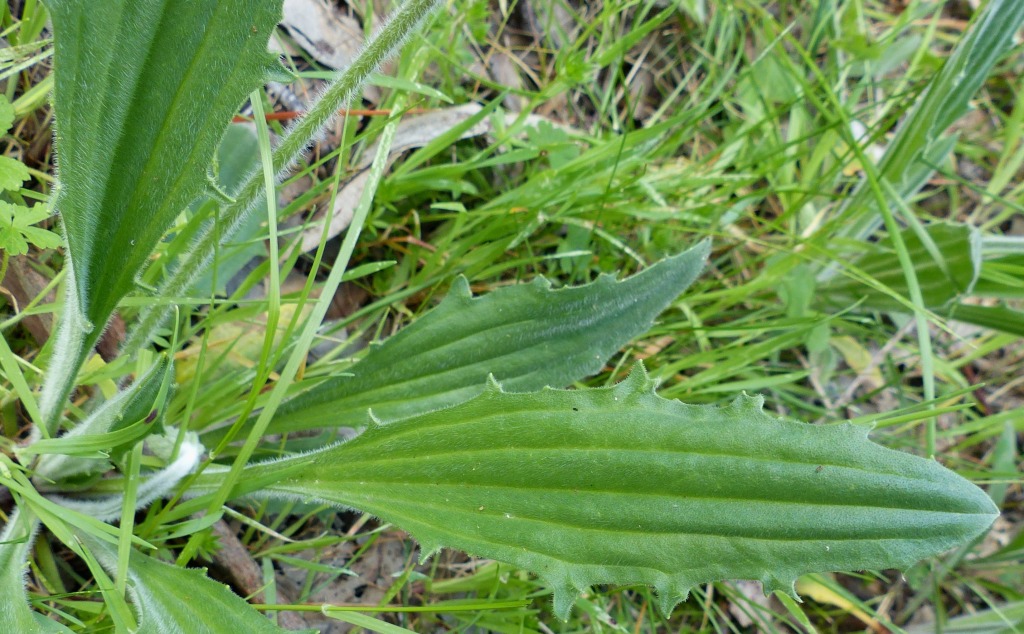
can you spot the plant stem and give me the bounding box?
[37,260,92,435]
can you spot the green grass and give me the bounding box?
[2,0,1023,631]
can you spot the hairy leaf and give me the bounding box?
[206,367,998,619]
[224,240,709,439]
[83,538,300,634]
[46,0,281,346]
[34,357,173,481]
[0,510,74,633]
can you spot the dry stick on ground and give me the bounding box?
[208,519,312,630]
[1,256,55,347]
[232,107,429,123]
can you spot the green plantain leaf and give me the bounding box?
[83,537,302,634]
[820,223,1024,338]
[222,240,710,440]
[45,0,281,352]
[938,303,1024,338]
[203,366,998,619]
[821,223,980,311]
[973,253,1024,299]
[0,509,74,633]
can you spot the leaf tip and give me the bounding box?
[484,374,504,393]
[761,574,799,601]
[657,238,712,277]
[264,54,296,84]
[730,392,765,414]
[549,578,581,621]
[654,579,690,617]
[693,237,712,258]
[450,275,473,301]
[621,362,659,394]
[417,541,442,565]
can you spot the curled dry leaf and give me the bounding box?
[281,0,364,70]
[278,0,381,105]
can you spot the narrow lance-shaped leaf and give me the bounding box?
[82,536,305,634]
[120,0,445,357]
[41,0,282,421]
[0,509,74,633]
[201,366,999,619]
[212,240,710,441]
[48,0,280,329]
[819,223,1024,338]
[821,223,981,311]
[939,303,1024,338]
